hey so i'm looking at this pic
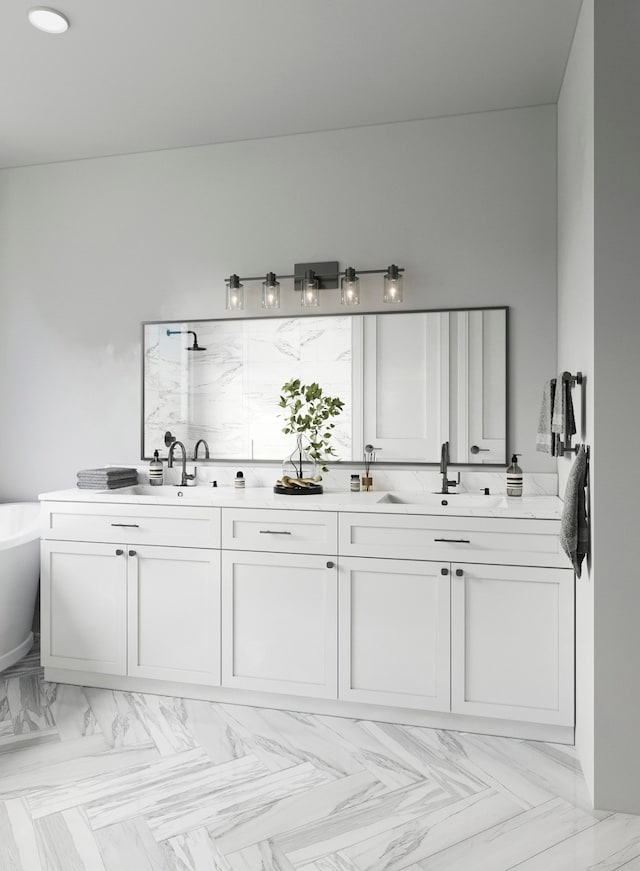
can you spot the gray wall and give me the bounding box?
[593,0,640,813]
[557,0,595,800]
[0,105,557,501]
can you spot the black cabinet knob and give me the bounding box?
[326,561,335,569]
[128,550,137,557]
[456,568,464,577]
[441,567,449,576]
[115,548,124,556]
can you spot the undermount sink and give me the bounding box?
[378,492,508,508]
[97,485,217,500]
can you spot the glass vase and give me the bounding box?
[276,434,323,495]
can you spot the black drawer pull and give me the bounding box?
[259,530,292,535]
[111,523,140,528]
[434,538,470,544]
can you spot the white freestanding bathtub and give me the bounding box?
[0,503,40,672]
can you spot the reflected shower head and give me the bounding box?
[165,329,206,351]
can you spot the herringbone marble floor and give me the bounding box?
[1,642,639,870]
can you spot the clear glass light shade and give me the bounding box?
[225,279,244,311]
[301,276,320,307]
[383,267,403,304]
[262,275,280,309]
[340,275,360,306]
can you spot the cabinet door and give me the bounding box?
[451,563,574,725]
[127,545,221,685]
[339,557,450,711]
[41,540,127,675]
[222,551,337,698]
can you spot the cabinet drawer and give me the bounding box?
[222,508,337,555]
[41,501,220,548]
[339,513,565,567]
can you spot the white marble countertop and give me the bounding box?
[39,486,563,520]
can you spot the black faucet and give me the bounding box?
[193,439,210,460]
[167,440,196,487]
[439,441,460,494]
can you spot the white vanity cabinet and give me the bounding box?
[40,491,574,743]
[339,512,574,728]
[41,540,128,675]
[40,502,222,685]
[338,557,450,711]
[451,562,574,726]
[221,508,338,698]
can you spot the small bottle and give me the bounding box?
[149,450,163,486]
[506,454,523,497]
[350,474,360,492]
[234,471,245,489]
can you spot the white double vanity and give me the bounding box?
[39,486,574,745]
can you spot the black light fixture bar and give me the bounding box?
[231,267,405,283]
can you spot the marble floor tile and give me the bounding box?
[162,826,232,871]
[2,797,46,870]
[225,840,295,871]
[0,642,636,871]
[215,770,386,855]
[42,683,102,741]
[6,674,55,735]
[27,746,238,820]
[456,732,608,817]
[315,715,427,790]
[276,779,458,866]
[415,796,597,870]
[0,639,43,679]
[340,788,522,870]
[83,687,153,749]
[0,679,13,738]
[148,760,334,841]
[510,813,640,870]
[218,704,365,777]
[126,693,197,757]
[95,817,172,871]
[182,699,246,765]
[0,735,158,798]
[35,807,107,871]
[361,721,489,798]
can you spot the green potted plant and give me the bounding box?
[276,379,345,494]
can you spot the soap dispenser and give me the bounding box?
[506,454,523,497]
[149,450,163,486]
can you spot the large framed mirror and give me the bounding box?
[142,307,507,465]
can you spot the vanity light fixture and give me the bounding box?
[261,272,280,309]
[301,270,320,308]
[224,260,404,310]
[340,267,360,306]
[383,264,403,304]
[225,274,244,311]
[28,6,69,33]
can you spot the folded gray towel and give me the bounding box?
[77,479,137,490]
[560,445,589,577]
[77,467,137,479]
[536,380,555,453]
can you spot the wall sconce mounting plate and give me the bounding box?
[294,261,339,291]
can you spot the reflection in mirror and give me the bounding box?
[142,308,507,465]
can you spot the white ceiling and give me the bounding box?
[1,0,582,169]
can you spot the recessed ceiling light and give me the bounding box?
[28,7,69,34]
